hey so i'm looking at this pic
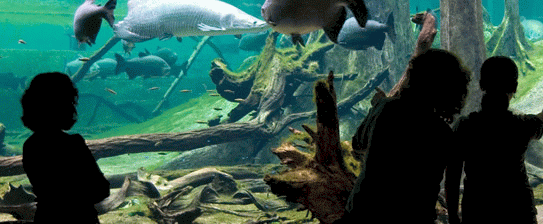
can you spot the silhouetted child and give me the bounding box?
[343,49,471,223]
[448,56,543,224]
[21,72,110,224]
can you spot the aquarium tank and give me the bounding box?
[1,0,543,223]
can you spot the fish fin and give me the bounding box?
[114,53,126,75]
[159,33,173,41]
[103,0,116,28]
[345,0,368,28]
[104,0,116,10]
[138,52,147,57]
[198,23,224,32]
[323,7,347,44]
[176,37,183,43]
[291,34,305,47]
[385,12,396,44]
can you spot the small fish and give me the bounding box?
[79,57,91,61]
[195,120,208,124]
[261,0,368,45]
[74,0,117,46]
[18,39,27,44]
[223,89,235,94]
[105,87,117,95]
[207,90,217,93]
[288,126,303,135]
[234,98,245,102]
[148,87,160,91]
[180,89,192,93]
[122,39,136,55]
[213,107,223,111]
[209,93,220,97]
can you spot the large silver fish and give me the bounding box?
[73,0,117,46]
[114,0,270,43]
[261,0,368,46]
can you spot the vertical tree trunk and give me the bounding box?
[441,0,486,115]
[485,0,534,74]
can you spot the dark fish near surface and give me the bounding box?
[73,0,117,46]
[114,53,171,80]
[261,0,368,45]
[0,73,26,90]
[337,13,396,51]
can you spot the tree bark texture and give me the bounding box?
[441,0,486,115]
[485,0,535,74]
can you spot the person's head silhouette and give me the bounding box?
[404,49,471,123]
[480,56,518,111]
[21,72,78,132]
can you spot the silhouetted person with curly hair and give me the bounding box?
[342,49,471,223]
[447,56,543,224]
[21,72,110,224]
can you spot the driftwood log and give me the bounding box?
[0,32,383,177]
[0,11,437,177]
[264,72,357,224]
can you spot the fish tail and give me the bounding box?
[114,53,126,76]
[103,0,117,28]
[386,12,396,44]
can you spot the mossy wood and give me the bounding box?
[264,72,357,224]
[262,12,440,223]
[486,0,535,74]
[0,11,436,178]
[209,31,351,123]
[0,34,382,177]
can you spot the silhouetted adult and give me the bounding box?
[448,56,543,224]
[21,72,110,224]
[342,49,471,223]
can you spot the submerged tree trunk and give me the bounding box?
[485,0,534,74]
[441,0,486,115]
[264,72,357,224]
